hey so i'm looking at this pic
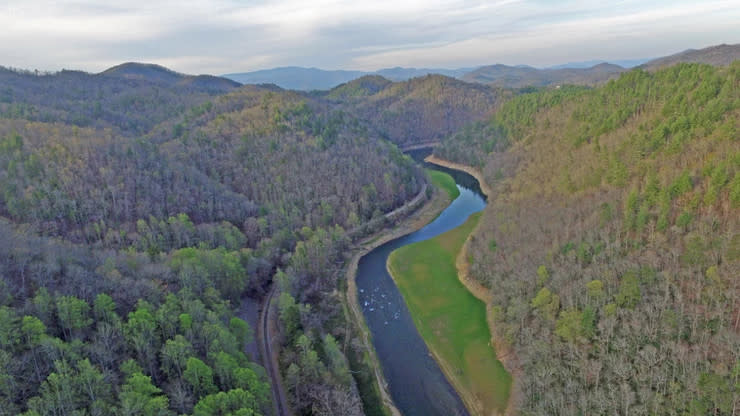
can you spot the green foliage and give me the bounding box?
[229,317,252,349]
[669,170,693,199]
[531,287,559,320]
[170,247,248,301]
[193,388,261,416]
[586,280,604,300]
[676,211,693,228]
[277,292,300,344]
[21,315,46,346]
[55,296,92,337]
[615,272,641,308]
[0,306,19,349]
[160,335,192,379]
[119,363,171,416]
[184,357,216,399]
[536,265,549,286]
[555,308,586,343]
[93,293,118,324]
[729,173,740,208]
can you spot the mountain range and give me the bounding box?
[222,43,739,90]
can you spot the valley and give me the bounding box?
[0,42,737,416]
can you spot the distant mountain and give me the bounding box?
[548,58,649,69]
[225,43,739,91]
[101,62,241,92]
[223,66,475,91]
[640,43,740,71]
[462,62,626,88]
[223,67,366,91]
[375,66,472,81]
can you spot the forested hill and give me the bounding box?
[640,43,740,71]
[461,62,626,87]
[322,74,504,148]
[0,65,423,415]
[436,62,739,414]
[0,64,240,136]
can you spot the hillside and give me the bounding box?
[323,74,504,148]
[0,67,424,415]
[0,65,238,136]
[102,62,242,91]
[436,62,739,414]
[641,43,740,71]
[462,62,626,87]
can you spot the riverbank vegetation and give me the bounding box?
[435,62,739,414]
[388,212,511,414]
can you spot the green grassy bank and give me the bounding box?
[427,168,460,200]
[387,211,511,414]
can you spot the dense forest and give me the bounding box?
[0,64,439,415]
[322,74,504,148]
[436,62,739,414]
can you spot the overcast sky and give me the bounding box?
[1,0,738,74]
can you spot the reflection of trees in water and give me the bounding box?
[406,147,486,201]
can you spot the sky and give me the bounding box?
[1,0,738,75]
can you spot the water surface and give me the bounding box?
[356,167,486,416]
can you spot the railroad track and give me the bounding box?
[259,284,291,416]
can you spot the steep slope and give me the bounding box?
[641,43,740,71]
[324,74,504,148]
[436,62,739,414]
[463,63,626,87]
[0,66,424,415]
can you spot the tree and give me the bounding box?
[160,335,192,379]
[615,272,641,309]
[56,296,92,339]
[25,360,79,416]
[76,358,111,412]
[183,357,216,399]
[124,301,160,377]
[229,317,252,350]
[0,350,19,415]
[21,315,46,382]
[193,388,261,416]
[586,280,605,301]
[530,287,559,320]
[118,360,171,416]
[322,334,351,385]
[0,306,19,350]
[555,308,584,343]
[93,293,119,325]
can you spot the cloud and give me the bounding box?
[0,0,738,74]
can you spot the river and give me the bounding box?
[355,161,487,416]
